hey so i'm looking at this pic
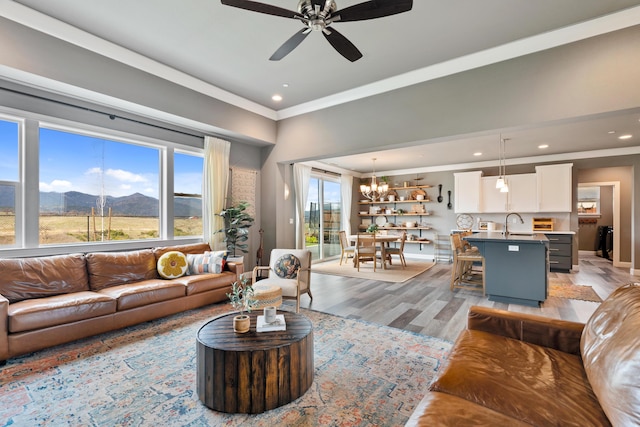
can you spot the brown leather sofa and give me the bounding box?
[407,283,640,426]
[0,243,243,363]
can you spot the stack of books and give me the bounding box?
[256,314,286,332]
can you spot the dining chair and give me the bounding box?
[384,231,407,268]
[338,230,355,265]
[449,233,485,295]
[355,233,382,272]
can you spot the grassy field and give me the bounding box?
[0,214,203,245]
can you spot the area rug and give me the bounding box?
[548,281,602,302]
[312,259,436,282]
[0,304,451,427]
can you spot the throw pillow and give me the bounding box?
[187,251,227,275]
[157,251,188,279]
[274,254,301,279]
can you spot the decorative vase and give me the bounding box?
[233,314,250,333]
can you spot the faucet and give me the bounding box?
[504,212,524,235]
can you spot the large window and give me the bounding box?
[0,117,19,247]
[0,104,206,255]
[174,152,203,237]
[39,127,160,244]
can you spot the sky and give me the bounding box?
[1,119,203,199]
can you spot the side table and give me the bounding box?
[196,310,314,413]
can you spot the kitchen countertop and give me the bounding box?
[453,229,575,235]
[465,232,549,244]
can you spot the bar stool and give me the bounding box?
[450,234,485,296]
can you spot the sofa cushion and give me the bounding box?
[86,249,158,291]
[0,254,89,303]
[153,242,211,259]
[405,391,531,427]
[8,291,116,333]
[255,277,300,297]
[174,271,235,296]
[186,251,227,275]
[157,251,188,279]
[581,282,640,426]
[430,329,611,426]
[97,279,186,311]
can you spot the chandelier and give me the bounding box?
[495,136,509,193]
[360,158,389,201]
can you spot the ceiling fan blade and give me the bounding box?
[322,28,363,62]
[221,0,299,19]
[269,28,310,61]
[334,0,413,22]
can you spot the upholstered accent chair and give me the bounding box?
[252,249,312,312]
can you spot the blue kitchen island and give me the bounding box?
[464,232,549,307]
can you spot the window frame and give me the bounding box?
[0,113,24,249]
[0,106,204,257]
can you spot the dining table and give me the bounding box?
[349,234,402,269]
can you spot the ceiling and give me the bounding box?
[5,0,640,173]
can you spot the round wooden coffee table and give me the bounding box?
[196,310,314,413]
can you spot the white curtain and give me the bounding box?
[203,136,230,250]
[293,163,311,249]
[340,174,353,237]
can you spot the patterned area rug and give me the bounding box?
[312,259,436,282]
[548,281,602,302]
[0,304,451,426]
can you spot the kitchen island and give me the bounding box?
[464,232,549,307]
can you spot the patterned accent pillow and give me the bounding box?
[274,254,301,279]
[187,251,227,275]
[157,251,188,279]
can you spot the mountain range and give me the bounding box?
[0,188,201,217]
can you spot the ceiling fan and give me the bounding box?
[220,0,413,62]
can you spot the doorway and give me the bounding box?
[577,181,621,267]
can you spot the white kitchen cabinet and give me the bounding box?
[507,173,537,212]
[480,174,536,213]
[536,164,573,212]
[454,171,482,213]
[481,176,506,212]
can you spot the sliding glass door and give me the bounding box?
[305,174,341,261]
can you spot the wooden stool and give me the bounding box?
[253,284,283,308]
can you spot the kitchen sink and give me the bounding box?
[507,232,535,236]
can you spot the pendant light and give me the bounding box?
[500,137,509,193]
[496,135,505,189]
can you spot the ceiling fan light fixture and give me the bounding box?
[221,0,413,61]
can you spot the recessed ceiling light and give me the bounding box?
[473,152,482,156]
[282,83,289,88]
[538,144,549,149]
[272,94,283,102]
[619,134,633,140]
[608,130,616,134]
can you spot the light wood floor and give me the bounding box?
[294,254,636,342]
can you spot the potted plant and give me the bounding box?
[366,223,379,233]
[217,201,255,263]
[226,277,257,333]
